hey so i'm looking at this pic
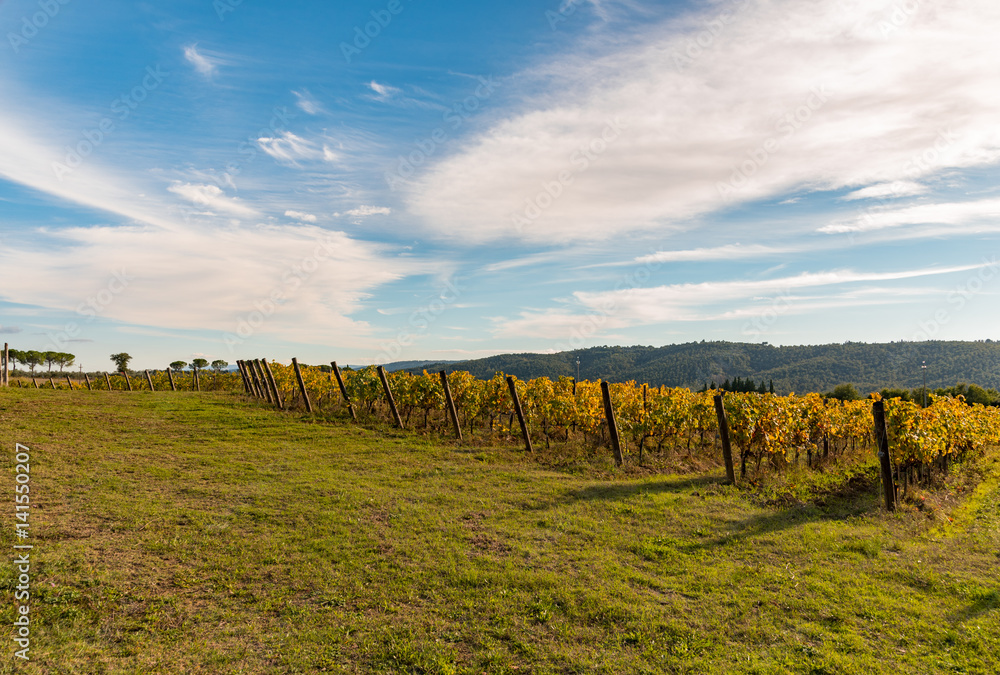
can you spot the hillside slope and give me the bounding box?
[411,340,1000,393]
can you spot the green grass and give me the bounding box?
[1,389,998,673]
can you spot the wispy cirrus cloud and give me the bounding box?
[410,0,1000,243]
[285,210,318,223]
[820,197,1000,234]
[168,182,257,217]
[491,262,993,339]
[183,44,224,77]
[292,89,324,115]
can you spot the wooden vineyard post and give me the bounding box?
[713,394,737,485]
[376,366,403,429]
[167,367,177,391]
[84,373,92,390]
[257,360,276,406]
[440,371,463,442]
[506,376,533,454]
[246,361,263,399]
[145,370,155,391]
[872,400,897,512]
[236,361,249,394]
[121,371,133,391]
[2,342,8,386]
[601,381,624,467]
[49,377,55,389]
[65,376,74,390]
[32,378,38,389]
[571,377,577,434]
[193,368,200,392]
[331,362,357,422]
[104,372,112,390]
[291,358,313,413]
[237,361,253,396]
[254,360,275,405]
[262,359,283,409]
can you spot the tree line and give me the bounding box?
[4,350,228,376]
[5,349,76,374]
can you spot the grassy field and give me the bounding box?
[1,389,998,674]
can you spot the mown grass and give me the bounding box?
[1,389,998,673]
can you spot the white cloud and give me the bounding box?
[574,264,989,324]
[368,80,401,101]
[409,0,1000,243]
[339,205,392,218]
[168,182,257,217]
[635,244,791,264]
[183,44,221,77]
[257,131,323,164]
[820,197,1000,234]
[491,262,992,338]
[841,181,927,201]
[0,223,429,346]
[285,210,318,223]
[293,89,323,115]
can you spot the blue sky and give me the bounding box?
[2,0,1000,371]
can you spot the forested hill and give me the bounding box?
[410,341,1000,394]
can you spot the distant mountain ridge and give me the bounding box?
[406,341,1000,394]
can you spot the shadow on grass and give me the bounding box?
[949,590,1000,624]
[527,470,885,548]
[558,474,726,502]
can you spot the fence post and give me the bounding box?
[65,375,73,391]
[506,376,533,453]
[104,372,112,390]
[376,366,403,428]
[601,381,624,466]
[291,358,313,413]
[121,371,132,391]
[872,400,897,512]
[713,394,737,484]
[262,359,283,409]
[49,377,56,389]
[235,361,249,394]
[145,370,155,391]
[84,373,92,390]
[194,368,200,392]
[2,342,8,386]
[32,378,38,389]
[167,366,177,391]
[331,362,357,422]
[256,360,275,405]
[255,360,275,405]
[440,371,463,442]
[247,361,264,399]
